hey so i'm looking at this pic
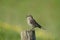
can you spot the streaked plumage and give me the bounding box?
[27,15,41,29]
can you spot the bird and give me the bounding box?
[26,15,42,29]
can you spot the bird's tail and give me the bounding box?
[38,26,47,30]
[38,24,47,30]
[41,27,46,30]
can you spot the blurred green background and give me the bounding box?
[0,0,60,40]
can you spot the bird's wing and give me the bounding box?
[30,18,41,28]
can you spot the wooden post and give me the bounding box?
[21,30,36,40]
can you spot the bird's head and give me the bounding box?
[26,15,33,20]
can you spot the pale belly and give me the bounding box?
[27,19,32,27]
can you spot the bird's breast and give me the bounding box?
[27,19,32,26]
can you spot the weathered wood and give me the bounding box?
[21,30,36,40]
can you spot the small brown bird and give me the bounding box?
[26,15,42,29]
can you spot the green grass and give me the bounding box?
[0,26,54,40]
[0,27,20,40]
[0,23,55,40]
[0,0,60,40]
